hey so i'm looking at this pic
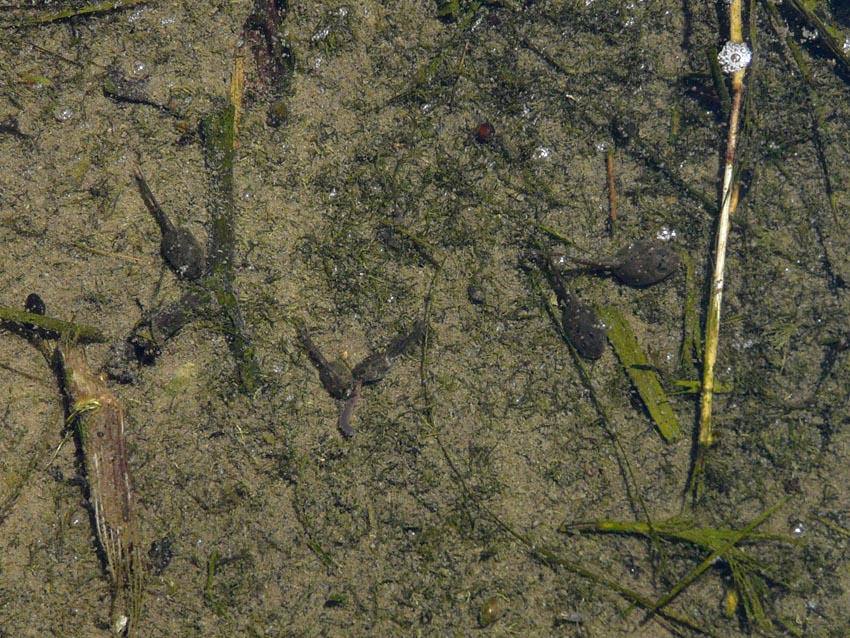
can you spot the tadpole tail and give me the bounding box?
[132,165,174,235]
[295,321,332,371]
[536,253,575,308]
[337,380,362,437]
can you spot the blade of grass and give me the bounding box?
[0,306,105,343]
[785,0,850,76]
[598,306,680,441]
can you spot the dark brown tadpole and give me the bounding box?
[540,255,607,360]
[297,319,426,437]
[562,240,680,287]
[296,323,355,400]
[17,292,52,345]
[352,319,426,384]
[133,166,205,281]
[560,293,606,360]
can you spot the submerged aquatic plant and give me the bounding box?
[560,498,796,632]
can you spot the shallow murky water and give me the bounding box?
[2,2,850,636]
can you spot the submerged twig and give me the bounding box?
[1,0,148,27]
[691,0,751,502]
[243,0,295,98]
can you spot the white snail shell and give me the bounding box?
[718,41,752,74]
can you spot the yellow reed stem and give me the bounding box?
[691,0,748,502]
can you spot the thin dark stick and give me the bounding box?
[606,150,617,233]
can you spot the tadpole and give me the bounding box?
[133,166,206,281]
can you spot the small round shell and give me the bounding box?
[717,41,752,74]
[478,594,508,627]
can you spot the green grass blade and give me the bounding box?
[597,306,680,441]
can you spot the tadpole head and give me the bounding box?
[161,226,205,280]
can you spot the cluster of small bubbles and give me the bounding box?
[800,27,818,43]
[54,106,74,122]
[657,227,678,241]
[532,146,552,160]
[843,37,850,54]
[311,25,331,42]
[717,41,752,74]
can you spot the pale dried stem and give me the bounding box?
[58,346,144,636]
[692,0,747,502]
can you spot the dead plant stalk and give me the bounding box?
[694,0,748,501]
[58,346,144,636]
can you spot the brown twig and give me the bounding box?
[606,149,617,233]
